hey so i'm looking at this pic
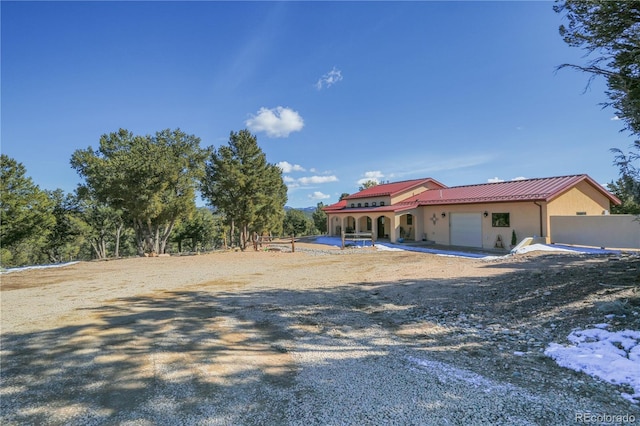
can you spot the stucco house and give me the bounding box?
[323,174,621,250]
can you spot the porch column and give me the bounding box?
[372,218,378,242]
[413,209,423,241]
[390,215,399,243]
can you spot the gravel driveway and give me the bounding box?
[2,246,639,425]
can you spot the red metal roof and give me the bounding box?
[323,174,620,213]
[322,199,417,213]
[345,178,446,200]
[401,174,620,206]
[323,199,347,211]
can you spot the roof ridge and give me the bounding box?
[443,174,586,190]
[365,177,432,187]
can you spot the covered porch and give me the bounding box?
[326,208,422,244]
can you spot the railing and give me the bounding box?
[253,234,296,252]
[341,231,375,249]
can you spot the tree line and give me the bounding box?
[1,129,328,268]
[4,1,640,266]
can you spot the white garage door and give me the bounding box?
[450,213,482,247]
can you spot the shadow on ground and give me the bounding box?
[2,255,639,424]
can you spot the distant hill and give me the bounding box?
[284,206,316,218]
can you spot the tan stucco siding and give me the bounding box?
[547,182,611,216]
[390,184,431,204]
[544,183,611,244]
[420,202,543,250]
[345,196,391,208]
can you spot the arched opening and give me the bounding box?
[331,216,341,236]
[399,213,415,240]
[358,216,373,233]
[345,216,357,233]
[376,216,389,239]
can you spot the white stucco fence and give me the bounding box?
[550,214,640,249]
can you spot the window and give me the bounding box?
[380,201,385,206]
[366,217,372,231]
[406,214,413,225]
[372,202,377,206]
[358,203,362,207]
[364,202,369,207]
[350,203,355,208]
[576,211,587,215]
[491,213,510,227]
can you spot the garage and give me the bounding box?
[450,213,482,247]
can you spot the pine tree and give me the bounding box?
[71,128,208,255]
[201,130,287,250]
[0,155,55,266]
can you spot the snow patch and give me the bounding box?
[512,244,575,255]
[407,356,515,393]
[375,244,404,252]
[1,261,79,274]
[545,328,640,403]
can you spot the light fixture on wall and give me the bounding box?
[484,211,489,217]
[441,212,446,218]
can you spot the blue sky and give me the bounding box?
[2,1,633,208]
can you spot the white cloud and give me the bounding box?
[489,176,526,183]
[357,170,385,185]
[283,175,297,183]
[315,67,343,90]
[363,170,384,179]
[277,161,305,173]
[308,191,331,200]
[297,175,339,185]
[245,106,304,138]
[611,116,621,121]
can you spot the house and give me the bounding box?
[323,174,621,250]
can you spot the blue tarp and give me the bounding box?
[309,236,490,259]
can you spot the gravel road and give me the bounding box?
[1,245,639,425]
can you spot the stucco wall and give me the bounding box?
[390,185,428,205]
[547,182,611,216]
[550,215,640,249]
[420,202,543,250]
[345,196,391,209]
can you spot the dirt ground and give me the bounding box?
[1,244,639,424]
